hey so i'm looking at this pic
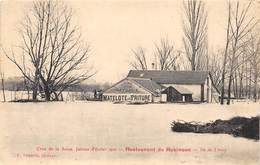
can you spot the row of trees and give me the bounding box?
[130,0,260,104]
[130,0,208,71]
[223,1,259,104]
[1,0,94,101]
[130,38,182,71]
[1,0,259,103]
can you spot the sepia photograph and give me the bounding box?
[0,0,259,164]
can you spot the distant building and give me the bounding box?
[103,70,219,103]
[103,77,162,103]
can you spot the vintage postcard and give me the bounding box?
[0,0,259,164]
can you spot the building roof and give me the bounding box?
[103,77,162,96]
[127,70,209,85]
[171,86,193,94]
[128,77,162,95]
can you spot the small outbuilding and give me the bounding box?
[162,86,193,102]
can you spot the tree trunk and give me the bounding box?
[249,66,252,99]
[192,52,196,71]
[220,3,231,105]
[23,78,30,100]
[60,93,64,101]
[32,87,37,101]
[253,75,258,102]
[239,75,243,98]
[27,89,30,100]
[239,56,244,98]
[1,74,6,102]
[234,71,238,98]
[227,74,232,105]
[32,70,39,101]
[44,87,51,101]
[245,61,248,98]
[232,78,236,98]
[220,71,225,105]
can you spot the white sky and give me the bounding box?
[0,0,259,83]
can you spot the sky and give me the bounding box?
[0,0,259,83]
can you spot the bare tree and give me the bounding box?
[248,34,260,102]
[182,0,208,71]
[3,0,94,101]
[130,38,181,71]
[221,2,232,104]
[236,51,246,98]
[209,50,222,93]
[154,38,181,71]
[130,46,148,70]
[226,1,258,105]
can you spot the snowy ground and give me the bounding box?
[0,101,259,165]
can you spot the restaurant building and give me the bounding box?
[103,70,218,103]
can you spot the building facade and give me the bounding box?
[102,77,162,103]
[103,70,218,103]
